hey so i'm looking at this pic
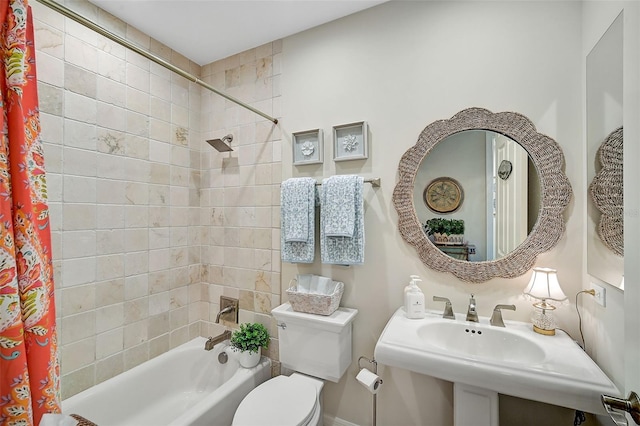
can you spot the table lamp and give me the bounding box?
[523,267,567,335]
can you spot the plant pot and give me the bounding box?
[238,347,261,368]
[433,233,464,245]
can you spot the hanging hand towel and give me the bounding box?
[281,177,316,263]
[323,175,357,237]
[320,175,365,265]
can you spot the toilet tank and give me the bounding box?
[272,303,358,383]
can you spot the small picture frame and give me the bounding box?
[293,129,323,165]
[333,121,368,162]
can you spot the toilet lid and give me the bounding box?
[233,376,317,426]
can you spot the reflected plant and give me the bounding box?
[423,218,465,236]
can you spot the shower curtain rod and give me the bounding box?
[34,0,279,125]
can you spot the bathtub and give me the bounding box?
[62,337,271,426]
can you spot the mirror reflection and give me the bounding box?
[586,11,623,288]
[413,130,540,262]
[393,107,572,282]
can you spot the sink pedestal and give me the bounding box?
[454,383,498,426]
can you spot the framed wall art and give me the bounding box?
[293,129,323,165]
[333,121,368,161]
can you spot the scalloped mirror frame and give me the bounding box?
[393,108,573,283]
[589,126,623,257]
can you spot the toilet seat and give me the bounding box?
[232,375,319,426]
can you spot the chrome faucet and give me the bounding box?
[433,296,455,319]
[466,294,478,322]
[490,304,516,327]
[204,330,231,351]
[215,305,235,323]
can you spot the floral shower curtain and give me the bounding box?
[0,0,61,425]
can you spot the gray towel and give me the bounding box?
[323,175,357,237]
[320,175,365,265]
[281,177,316,263]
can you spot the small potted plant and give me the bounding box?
[230,322,270,368]
[423,218,465,245]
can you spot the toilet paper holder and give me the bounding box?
[357,356,381,426]
[358,355,379,374]
[602,392,640,425]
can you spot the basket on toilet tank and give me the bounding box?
[286,274,344,316]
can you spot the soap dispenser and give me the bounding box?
[404,275,420,296]
[404,276,425,319]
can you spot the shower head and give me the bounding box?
[206,134,234,152]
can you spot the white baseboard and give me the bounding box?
[323,414,360,426]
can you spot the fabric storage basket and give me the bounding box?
[286,280,344,316]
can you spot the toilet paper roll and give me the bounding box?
[356,368,383,394]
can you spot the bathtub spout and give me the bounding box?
[205,330,232,351]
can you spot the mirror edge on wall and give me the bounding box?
[589,126,623,257]
[393,107,573,283]
[586,9,624,288]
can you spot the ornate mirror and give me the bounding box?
[393,108,572,283]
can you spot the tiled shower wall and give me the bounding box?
[34,0,205,398]
[198,44,283,364]
[34,0,282,399]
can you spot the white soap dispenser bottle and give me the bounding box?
[404,276,425,319]
[404,275,420,297]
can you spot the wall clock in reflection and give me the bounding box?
[423,177,464,213]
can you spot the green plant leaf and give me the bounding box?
[230,322,270,354]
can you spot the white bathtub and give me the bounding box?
[62,337,271,426]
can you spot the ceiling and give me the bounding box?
[88,0,387,66]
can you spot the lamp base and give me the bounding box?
[531,302,557,336]
[533,325,555,336]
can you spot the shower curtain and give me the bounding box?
[0,0,61,425]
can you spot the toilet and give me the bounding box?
[232,302,358,426]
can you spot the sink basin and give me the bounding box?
[374,308,620,415]
[417,321,545,364]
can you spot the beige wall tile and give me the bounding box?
[62,285,96,316]
[96,353,124,384]
[96,328,124,359]
[61,365,95,400]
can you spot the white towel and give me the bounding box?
[320,175,365,265]
[311,275,333,294]
[296,274,313,293]
[281,178,316,263]
[39,414,78,426]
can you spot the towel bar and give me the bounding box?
[314,177,380,187]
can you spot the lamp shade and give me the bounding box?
[524,267,567,302]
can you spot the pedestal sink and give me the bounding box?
[374,308,620,425]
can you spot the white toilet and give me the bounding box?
[232,302,358,426]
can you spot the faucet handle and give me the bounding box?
[433,296,455,319]
[490,304,516,327]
